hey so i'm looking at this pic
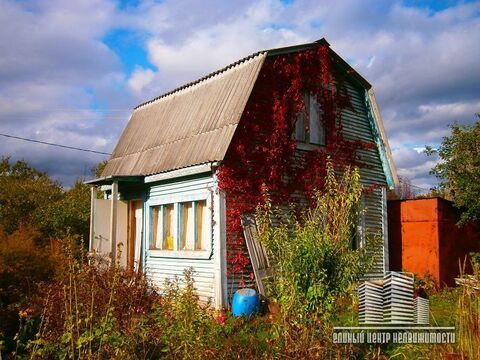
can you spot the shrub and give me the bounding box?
[256,163,376,326]
[30,240,159,359]
[0,225,58,356]
[455,261,480,359]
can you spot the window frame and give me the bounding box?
[294,93,326,148]
[147,191,213,259]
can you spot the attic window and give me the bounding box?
[294,93,325,146]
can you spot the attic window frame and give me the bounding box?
[294,93,326,149]
[147,192,213,259]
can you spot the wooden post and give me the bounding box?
[89,186,97,253]
[110,181,118,265]
[213,186,227,309]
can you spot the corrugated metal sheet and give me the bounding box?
[102,53,266,177]
[340,79,387,278]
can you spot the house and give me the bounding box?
[388,197,480,287]
[86,38,398,309]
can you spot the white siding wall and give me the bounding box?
[144,175,223,306]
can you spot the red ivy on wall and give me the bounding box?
[217,44,375,278]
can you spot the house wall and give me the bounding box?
[224,77,390,297]
[342,80,389,278]
[91,198,129,267]
[143,175,225,306]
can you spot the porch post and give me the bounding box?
[110,181,118,265]
[213,186,227,309]
[89,186,97,253]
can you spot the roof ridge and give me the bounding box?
[133,38,330,111]
[134,51,266,110]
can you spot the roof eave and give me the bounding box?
[84,175,144,186]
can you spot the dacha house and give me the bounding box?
[86,39,398,308]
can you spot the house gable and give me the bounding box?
[100,39,397,187]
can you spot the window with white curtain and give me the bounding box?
[150,200,209,252]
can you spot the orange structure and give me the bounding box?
[388,197,480,287]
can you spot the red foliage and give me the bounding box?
[217,44,375,277]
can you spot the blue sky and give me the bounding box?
[0,0,479,191]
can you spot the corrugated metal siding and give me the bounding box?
[144,176,217,303]
[103,53,266,177]
[341,80,387,186]
[226,78,388,293]
[363,189,386,278]
[227,255,255,301]
[341,79,387,278]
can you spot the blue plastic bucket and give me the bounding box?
[231,288,260,317]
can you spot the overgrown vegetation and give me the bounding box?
[1,158,479,359]
[0,157,92,356]
[256,163,375,326]
[0,225,59,354]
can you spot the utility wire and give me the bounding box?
[0,133,111,155]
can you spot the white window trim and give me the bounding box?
[146,190,213,259]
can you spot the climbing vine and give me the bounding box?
[217,44,375,280]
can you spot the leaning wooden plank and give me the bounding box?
[241,214,274,296]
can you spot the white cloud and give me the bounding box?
[143,1,306,90]
[128,67,155,93]
[1,0,479,189]
[0,0,124,185]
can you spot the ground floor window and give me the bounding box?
[150,199,210,252]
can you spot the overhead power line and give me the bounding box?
[0,133,111,155]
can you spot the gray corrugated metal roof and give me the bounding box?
[102,52,267,177]
[101,38,383,179]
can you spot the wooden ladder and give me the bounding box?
[241,214,274,296]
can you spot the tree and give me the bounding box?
[387,176,416,200]
[93,160,107,178]
[36,179,91,240]
[0,157,94,240]
[0,157,63,235]
[426,115,480,224]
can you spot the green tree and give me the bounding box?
[36,179,91,240]
[93,159,107,178]
[0,157,63,235]
[426,115,480,224]
[0,157,94,240]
